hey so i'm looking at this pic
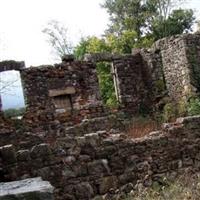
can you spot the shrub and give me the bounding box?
[162,100,187,123]
[187,97,200,116]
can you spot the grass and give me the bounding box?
[127,117,160,138]
[123,173,200,200]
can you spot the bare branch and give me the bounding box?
[42,20,73,59]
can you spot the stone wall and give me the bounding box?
[1,115,200,200]
[112,33,200,113]
[112,54,152,115]
[20,60,105,127]
[152,33,200,103]
[1,34,200,126]
[140,49,166,101]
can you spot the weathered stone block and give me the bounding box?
[98,176,118,194]
[88,159,110,176]
[49,87,76,97]
[74,182,94,199]
[16,150,30,162]
[0,177,54,200]
[0,145,16,164]
[30,144,51,159]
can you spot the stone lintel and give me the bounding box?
[0,60,25,72]
[49,87,76,97]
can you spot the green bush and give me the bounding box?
[187,97,200,116]
[161,100,188,123]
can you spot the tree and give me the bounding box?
[152,0,185,20]
[102,0,156,38]
[102,0,195,41]
[42,20,73,59]
[107,30,138,53]
[152,9,195,40]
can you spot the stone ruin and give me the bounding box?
[0,33,200,199]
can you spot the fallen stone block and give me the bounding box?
[0,177,54,200]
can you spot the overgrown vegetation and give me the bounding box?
[187,97,200,116]
[161,97,200,122]
[123,173,200,200]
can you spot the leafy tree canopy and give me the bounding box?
[102,0,196,40]
[152,9,195,40]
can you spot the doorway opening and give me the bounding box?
[96,62,118,109]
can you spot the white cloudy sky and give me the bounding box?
[0,0,199,66]
[0,0,109,66]
[0,0,200,109]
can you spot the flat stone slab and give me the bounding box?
[0,177,54,200]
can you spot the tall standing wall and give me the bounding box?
[152,34,200,103]
[20,60,104,127]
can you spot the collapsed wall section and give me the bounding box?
[1,115,200,200]
[20,60,104,127]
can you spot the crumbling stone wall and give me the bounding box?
[112,33,200,113]
[112,54,152,114]
[1,115,200,200]
[140,49,166,100]
[20,60,104,127]
[184,34,200,93]
[1,34,200,125]
[152,33,200,103]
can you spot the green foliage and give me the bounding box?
[187,97,200,116]
[74,37,118,108]
[74,38,89,60]
[162,100,188,122]
[152,9,195,40]
[102,0,156,38]
[133,36,155,48]
[157,96,200,123]
[4,107,25,118]
[74,36,111,59]
[102,0,195,42]
[96,62,118,108]
[106,30,138,53]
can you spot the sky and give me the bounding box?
[0,0,200,109]
[0,0,109,66]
